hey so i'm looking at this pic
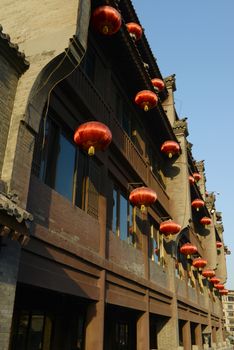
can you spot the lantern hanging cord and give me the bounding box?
[41,37,86,150]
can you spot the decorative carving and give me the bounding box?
[164,74,176,91]
[173,118,188,136]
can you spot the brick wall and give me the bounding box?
[0,55,19,176]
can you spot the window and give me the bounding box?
[228,305,233,310]
[34,113,100,219]
[149,216,159,263]
[11,311,52,350]
[228,296,234,302]
[115,322,129,350]
[112,186,134,245]
[229,312,234,317]
[114,91,132,138]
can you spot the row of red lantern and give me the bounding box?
[92,6,166,112]
[189,172,202,184]
[74,120,181,160]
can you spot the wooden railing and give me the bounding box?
[68,69,169,211]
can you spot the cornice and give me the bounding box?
[165,74,176,92]
[173,118,188,136]
[0,24,29,75]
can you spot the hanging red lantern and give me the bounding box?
[74,121,112,156]
[192,257,207,270]
[129,187,157,211]
[126,22,142,41]
[134,90,158,112]
[91,6,122,35]
[180,243,198,258]
[191,198,204,211]
[189,176,195,185]
[160,140,180,158]
[193,172,201,182]
[220,289,229,296]
[200,217,212,226]
[216,241,223,249]
[151,78,165,92]
[210,277,220,284]
[214,283,225,290]
[159,220,181,237]
[202,269,215,278]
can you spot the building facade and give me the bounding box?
[223,291,234,339]
[0,1,231,350]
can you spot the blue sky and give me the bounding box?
[131,0,234,289]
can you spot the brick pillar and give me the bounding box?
[157,260,179,350]
[195,323,203,350]
[183,321,192,350]
[84,270,105,350]
[0,240,21,350]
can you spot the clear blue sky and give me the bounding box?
[132,0,234,289]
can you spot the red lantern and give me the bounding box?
[220,289,229,296]
[189,176,195,185]
[210,277,220,284]
[129,187,157,211]
[91,6,121,35]
[135,90,158,112]
[193,172,201,182]
[191,198,205,211]
[200,217,212,226]
[159,220,181,237]
[202,269,215,278]
[216,241,223,249]
[180,243,198,258]
[126,22,142,41]
[74,121,112,156]
[161,140,180,158]
[151,78,165,92]
[214,283,225,290]
[192,257,207,270]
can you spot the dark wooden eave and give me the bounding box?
[0,24,29,75]
[91,3,177,143]
[116,0,168,100]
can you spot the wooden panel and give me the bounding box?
[18,250,100,301]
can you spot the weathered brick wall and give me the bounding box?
[0,55,19,176]
[0,0,90,207]
[0,240,21,350]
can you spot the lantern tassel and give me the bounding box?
[169,152,172,158]
[88,146,95,156]
[196,208,199,211]
[187,254,191,260]
[102,25,109,35]
[140,204,146,212]
[144,104,149,112]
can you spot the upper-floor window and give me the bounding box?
[228,305,233,310]
[149,216,159,263]
[115,91,132,138]
[228,296,234,302]
[33,112,100,219]
[112,185,134,245]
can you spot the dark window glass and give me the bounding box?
[115,322,129,350]
[27,315,44,350]
[37,114,96,214]
[54,133,76,201]
[119,194,128,241]
[149,216,159,263]
[13,312,30,350]
[111,186,135,245]
[112,189,118,234]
